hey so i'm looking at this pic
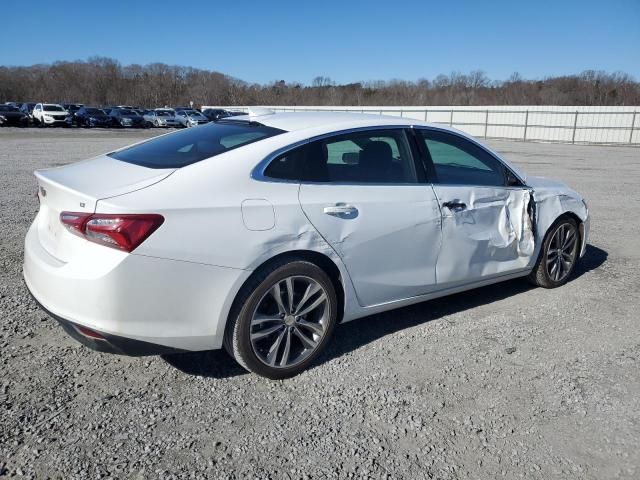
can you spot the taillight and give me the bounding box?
[60,212,164,252]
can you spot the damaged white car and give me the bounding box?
[24,110,589,378]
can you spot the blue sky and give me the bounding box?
[2,0,638,84]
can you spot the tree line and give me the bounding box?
[1,57,638,107]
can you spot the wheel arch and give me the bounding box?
[544,211,585,252]
[226,249,346,330]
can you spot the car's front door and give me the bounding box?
[296,128,442,307]
[415,128,535,288]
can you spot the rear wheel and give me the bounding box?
[528,216,579,288]
[224,259,338,379]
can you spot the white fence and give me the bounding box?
[204,105,640,145]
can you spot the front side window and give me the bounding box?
[419,130,506,187]
[264,129,417,184]
[109,122,285,168]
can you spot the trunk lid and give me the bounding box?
[35,155,174,261]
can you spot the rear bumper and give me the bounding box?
[23,217,250,353]
[29,290,186,356]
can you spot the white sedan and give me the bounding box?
[24,109,589,378]
[174,109,210,127]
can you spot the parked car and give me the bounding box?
[19,102,37,120]
[143,109,180,127]
[108,108,146,128]
[62,104,84,120]
[0,104,29,127]
[174,109,209,127]
[202,108,232,121]
[24,110,590,379]
[74,107,113,128]
[32,103,72,127]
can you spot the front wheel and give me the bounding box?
[225,259,338,379]
[528,216,579,288]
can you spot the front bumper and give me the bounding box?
[580,210,590,258]
[23,217,250,353]
[42,116,71,125]
[0,116,29,126]
[88,119,113,127]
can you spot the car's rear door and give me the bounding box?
[415,128,535,289]
[295,128,442,307]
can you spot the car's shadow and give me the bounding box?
[163,244,607,379]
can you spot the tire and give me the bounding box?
[527,216,580,288]
[224,259,338,379]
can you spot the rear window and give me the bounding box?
[109,121,285,168]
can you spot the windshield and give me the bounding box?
[119,110,137,116]
[156,111,171,116]
[44,105,65,112]
[0,105,19,112]
[109,122,285,168]
[85,108,105,115]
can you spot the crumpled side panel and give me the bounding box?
[433,186,535,286]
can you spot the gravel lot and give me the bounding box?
[1,128,639,479]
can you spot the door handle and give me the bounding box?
[323,205,358,216]
[442,201,467,211]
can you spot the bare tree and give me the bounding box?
[0,58,638,107]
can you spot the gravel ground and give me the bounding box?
[1,128,639,479]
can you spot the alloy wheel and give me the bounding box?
[250,275,329,368]
[546,222,578,282]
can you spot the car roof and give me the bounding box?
[228,111,431,133]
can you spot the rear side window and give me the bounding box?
[264,129,417,184]
[110,122,285,168]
